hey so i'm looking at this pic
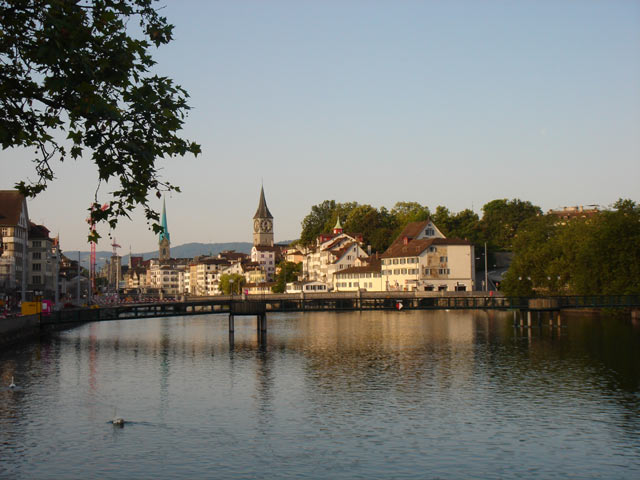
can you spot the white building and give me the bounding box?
[302,219,368,289]
[380,220,475,292]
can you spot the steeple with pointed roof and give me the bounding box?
[159,199,171,261]
[253,186,274,247]
[253,186,273,220]
[333,217,343,234]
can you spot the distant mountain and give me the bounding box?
[65,242,253,269]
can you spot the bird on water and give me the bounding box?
[112,407,125,427]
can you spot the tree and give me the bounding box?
[272,261,302,293]
[219,273,245,295]
[300,200,337,245]
[299,200,359,245]
[500,199,640,296]
[1,0,200,240]
[481,199,541,250]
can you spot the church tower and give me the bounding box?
[159,199,171,261]
[253,186,274,247]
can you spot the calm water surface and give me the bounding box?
[1,311,639,479]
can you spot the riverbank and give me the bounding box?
[0,314,40,348]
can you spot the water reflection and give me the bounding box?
[1,310,639,479]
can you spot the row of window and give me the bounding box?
[385,268,420,276]
[382,257,419,266]
[337,272,381,279]
[336,282,375,289]
[382,268,451,276]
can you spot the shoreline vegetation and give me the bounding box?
[295,198,639,297]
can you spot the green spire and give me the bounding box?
[159,199,170,243]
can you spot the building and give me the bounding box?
[302,218,368,289]
[159,199,171,261]
[334,255,384,292]
[547,205,599,224]
[0,190,29,298]
[27,222,56,299]
[380,220,475,292]
[251,186,278,281]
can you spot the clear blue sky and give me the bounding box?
[2,0,639,252]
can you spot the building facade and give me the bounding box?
[0,191,29,298]
[380,220,475,292]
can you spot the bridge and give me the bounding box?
[39,292,640,334]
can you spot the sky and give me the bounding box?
[2,0,639,252]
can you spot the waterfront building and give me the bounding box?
[27,222,56,299]
[334,255,384,292]
[147,258,189,297]
[285,280,329,293]
[0,190,29,298]
[380,220,475,292]
[302,218,368,289]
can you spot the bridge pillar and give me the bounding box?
[256,313,267,333]
[229,314,234,333]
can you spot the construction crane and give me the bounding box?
[87,203,109,294]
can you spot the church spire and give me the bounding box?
[333,217,343,234]
[253,186,273,219]
[159,198,170,243]
[159,198,171,261]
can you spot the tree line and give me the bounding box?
[296,198,640,296]
[298,198,541,253]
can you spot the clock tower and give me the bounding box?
[253,186,274,247]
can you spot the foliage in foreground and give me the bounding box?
[0,0,200,240]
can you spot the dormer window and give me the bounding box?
[403,236,409,245]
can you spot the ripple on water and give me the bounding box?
[1,311,640,479]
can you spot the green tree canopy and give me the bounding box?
[481,199,542,250]
[1,0,200,240]
[272,261,302,293]
[501,199,640,296]
[219,273,245,295]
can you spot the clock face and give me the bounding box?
[253,219,260,232]
[261,219,272,232]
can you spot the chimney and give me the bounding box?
[367,245,372,256]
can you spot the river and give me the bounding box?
[1,310,639,479]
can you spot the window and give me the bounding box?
[439,256,448,263]
[400,258,406,264]
[429,246,437,253]
[394,269,400,275]
[32,275,41,284]
[393,259,398,264]
[426,228,435,236]
[32,263,41,271]
[32,252,41,260]
[401,268,407,274]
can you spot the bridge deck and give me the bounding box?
[38,294,640,326]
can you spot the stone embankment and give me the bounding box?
[0,314,40,348]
